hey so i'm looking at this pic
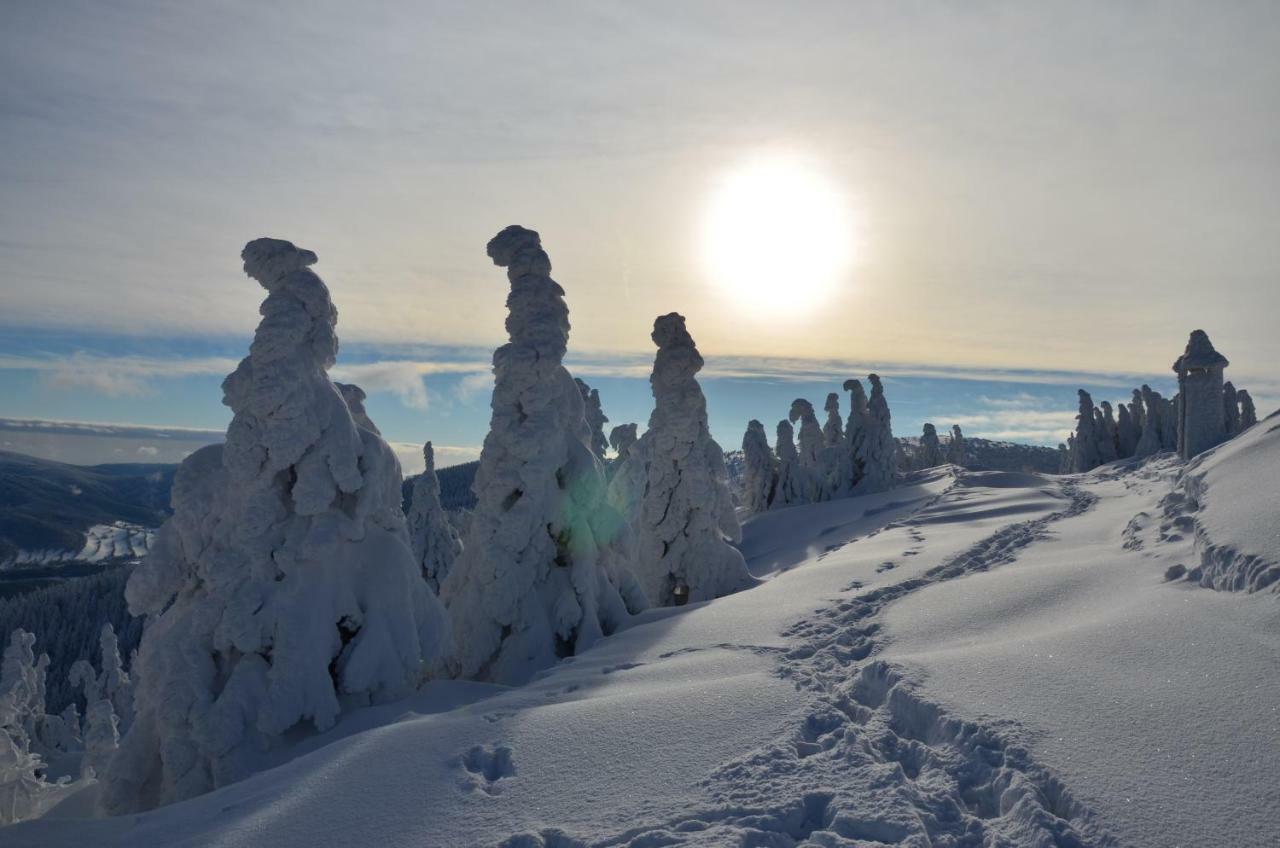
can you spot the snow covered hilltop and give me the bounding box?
[2,230,1278,846]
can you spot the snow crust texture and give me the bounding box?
[102,239,449,813]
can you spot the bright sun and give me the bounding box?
[702,153,855,317]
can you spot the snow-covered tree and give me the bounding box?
[609,423,639,461]
[68,624,131,736]
[856,375,896,493]
[575,378,610,461]
[628,313,753,606]
[1116,401,1140,458]
[336,382,380,434]
[1071,390,1103,472]
[1057,442,1071,474]
[917,424,943,469]
[1239,390,1258,431]
[1134,385,1165,458]
[1222,381,1241,436]
[441,226,632,684]
[788,399,825,501]
[103,238,450,814]
[1173,330,1229,459]
[1096,403,1119,464]
[406,442,463,594]
[774,419,805,506]
[946,424,967,466]
[841,379,870,494]
[822,393,844,446]
[741,419,778,515]
[0,630,48,825]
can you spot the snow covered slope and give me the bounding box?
[4,522,153,568]
[9,438,1280,846]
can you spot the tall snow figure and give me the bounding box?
[1222,382,1241,436]
[407,442,463,593]
[842,378,870,494]
[1239,390,1258,431]
[630,313,754,605]
[774,420,805,506]
[741,419,778,514]
[102,239,450,814]
[441,226,630,683]
[575,378,610,461]
[1173,330,1229,459]
[917,423,943,469]
[947,424,967,466]
[1071,390,1103,472]
[857,374,896,493]
[788,399,825,501]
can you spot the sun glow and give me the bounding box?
[702,153,856,317]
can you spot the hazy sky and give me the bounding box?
[2,2,1277,464]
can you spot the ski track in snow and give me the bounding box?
[505,481,1115,847]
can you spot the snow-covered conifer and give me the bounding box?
[629,314,753,605]
[947,424,967,466]
[1116,402,1139,458]
[841,379,870,494]
[1222,382,1241,436]
[918,424,943,469]
[741,419,778,514]
[774,420,804,506]
[336,382,380,434]
[441,226,631,684]
[407,442,463,593]
[1071,390,1103,472]
[1057,442,1070,474]
[822,393,844,446]
[103,238,450,814]
[1134,385,1165,458]
[609,424,639,461]
[856,375,896,493]
[1239,390,1258,431]
[576,378,610,460]
[788,399,825,501]
[1097,403,1119,464]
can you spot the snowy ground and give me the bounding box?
[9,418,1279,847]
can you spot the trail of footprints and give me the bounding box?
[499,483,1113,847]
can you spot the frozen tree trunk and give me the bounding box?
[789,399,825,501]
[741,419,778,515]
[628,314,754,606]
[1239,390,1258,431]
[774,420,804,507]
[1134,385,1165,458]
[947,425,967,466]
[856,375,896,494]
[407,442,463,594]
[841,379,870,495]
[918,424,944,469]
[1222,382,1241,436]
[103,239,450,814]
[575,378,610,461]
[441,226,632,685]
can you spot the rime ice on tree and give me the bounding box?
[1173,330,1229,459]
[103,239,450,814]
[407,442,463,593]
[789,399,825,501]
[441,226,632,684]
[629,314,754,605]
[741,419,778,514]
[918,423,943,469]
[576,378,610,461]
[947,425,967,466]
[856,375,897,493]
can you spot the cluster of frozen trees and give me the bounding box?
[900,423,967,471]
[0,229,760,820]
[0,624,132,823]
[740,376,897,514]
[1061,330,1257,473]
